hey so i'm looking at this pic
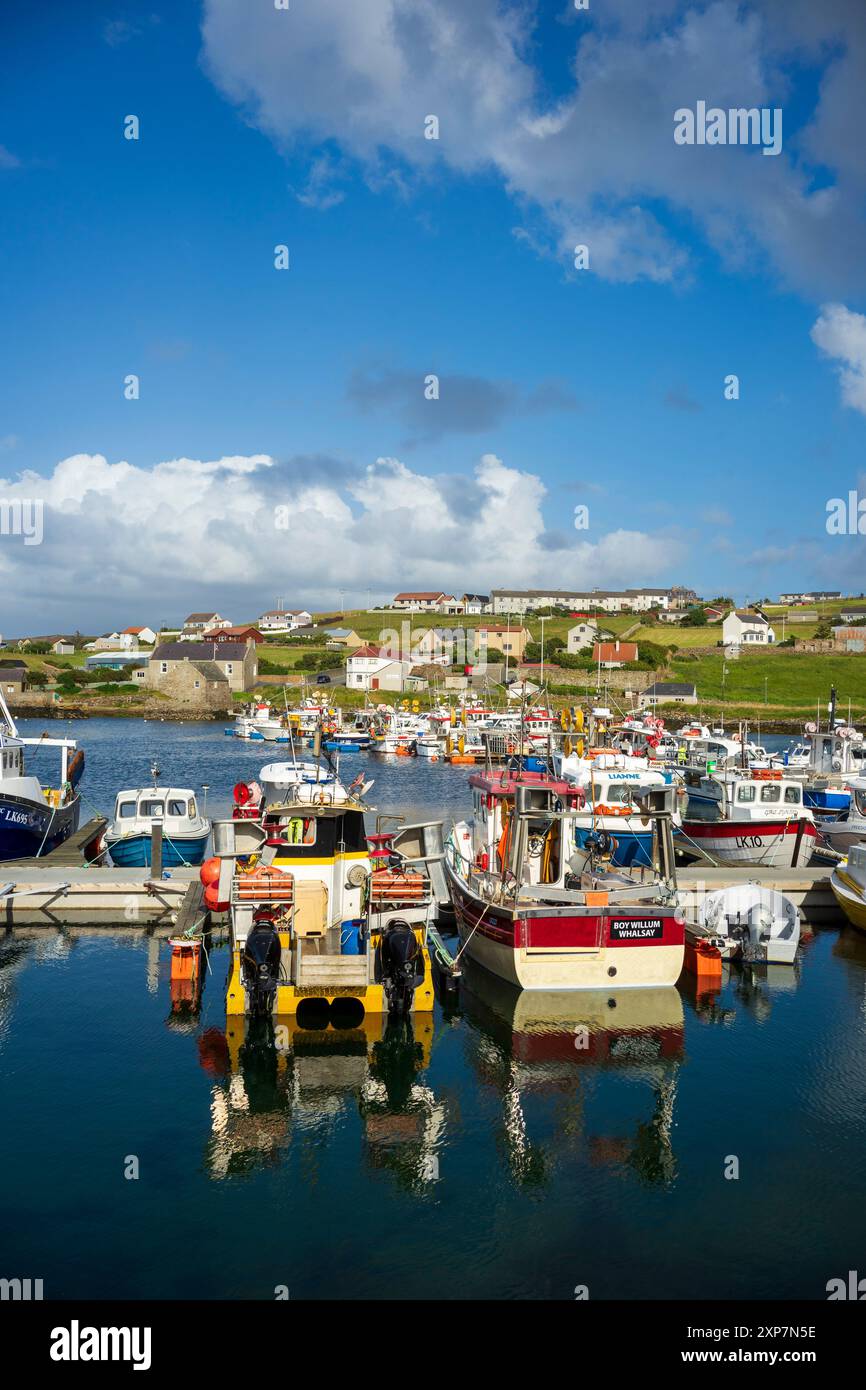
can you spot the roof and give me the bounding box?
[593,641,638,662]
[184,612,220,622]
[151,642,251,661]
[0,660,26,673]
[476,623,529,634]
[644,682,697,697]
[260,609,309,617]
[201,625,262,640]
[347,644,386,659]
[393,591,447,601]
[462,593,489,603]
[490,587,672,600]
[190,661,230,683]
[732,610,768,624]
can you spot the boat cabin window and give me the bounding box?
[855,791,866,817]
[737,785,756,803]
[784,786,801,805]
[606,784,633,805]
[118,800,137,818]
[140,800,164,818]
[168,799,186,817]
[760,785,781,803]
[188,798,196,818]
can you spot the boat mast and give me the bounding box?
[0,683,19,739]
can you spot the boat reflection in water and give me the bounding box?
[459,963,685,1188]
[200,1007,443,1190]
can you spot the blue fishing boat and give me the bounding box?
[105,767,210,867]
[0,688,85,861]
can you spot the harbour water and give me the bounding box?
[3,719,866,1299]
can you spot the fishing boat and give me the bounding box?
[817,776,866,854]
[444,771,684,990]
[680,769,816,867]
[830,844,866,933]
[210,762,442,1018]
[324,727,372,752]
[0,688,85,860]
[104,767,210,867]
[555,750,682,868]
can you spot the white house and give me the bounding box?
[721,610,776,646]
[461,594,491,615]
[566,620,598,654]
[392,591,450,612]
[180,612,231,640]
[345,645,414,692]
[258,608,313,633]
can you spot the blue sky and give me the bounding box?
[1,0,866,632]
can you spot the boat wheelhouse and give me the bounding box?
[215,768,441,1018]
[681,770,816,867]
[0,688,84,861]
[445,770,684,990]
[105,780,210,867]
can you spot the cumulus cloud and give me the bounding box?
[0,450,683,632]
[811,303,866,416]
[200,0,866,295]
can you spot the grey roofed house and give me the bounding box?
[641,681,698,705]
[150,641,251,661]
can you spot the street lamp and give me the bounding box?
[539,615,548,688]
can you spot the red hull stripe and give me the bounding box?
[682,819,817,839]
[451,883,683,949]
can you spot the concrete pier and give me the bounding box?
[677,865,839,926]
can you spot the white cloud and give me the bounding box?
[200,0,866,295]
[811,303,866,416]
[0,450,683,631]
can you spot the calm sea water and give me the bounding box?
[2,719,866,1300]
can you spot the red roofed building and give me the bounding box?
[593,640,638,668]
[202,625,264,645]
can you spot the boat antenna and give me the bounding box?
[150,759,161,786]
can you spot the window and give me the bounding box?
[168,800,186,816]
[784,786,801,805]
[760,784,781,803]
[194,680,200,689]
[160,662,168,674]
[737,785,756,803]
[188,799,196,818]
[118,801,137,818]
[139,800,164,818]
[225,663,233,675]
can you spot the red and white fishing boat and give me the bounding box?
[681,768,817,867]
[444,770,684,990]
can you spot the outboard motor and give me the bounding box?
[379,918,423,1016]
[242,911,282,1016]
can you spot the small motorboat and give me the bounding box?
[105,766,210,867]
[830,844,866,933]
[696,884,801,964]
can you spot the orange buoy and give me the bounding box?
[204,883,230,912]
[199,856,221,887]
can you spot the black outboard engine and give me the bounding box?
[379,918,423,1016]
[242,912,282,1017]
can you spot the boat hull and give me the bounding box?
[0,792,81,861]
[448,873,683,990]
[681,818,817,867]
[830,869,866,933]
[106,831,210,868]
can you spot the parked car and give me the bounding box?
[316,674,331,685]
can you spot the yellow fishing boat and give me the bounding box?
[830,844,866,933]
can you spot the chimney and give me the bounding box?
[615,640,620,653]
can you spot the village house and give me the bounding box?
[0,660,27,695]
[593,640,638,669]
[180,612,232,640]
[391,591,450,612]
[345,645,413,692]
[721,610,776,646]
[461,593,491,614]
[258,608,313,633]
[640,681,698,708]
[122,626,157,645]
[475,624,532,661]
[201,625,265,645]
[322,627,363,650]
[566,620,598,654]
[17,635,76,655]
[143,641,257,696]
[491,588,673,615]
[832,627,866,653]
